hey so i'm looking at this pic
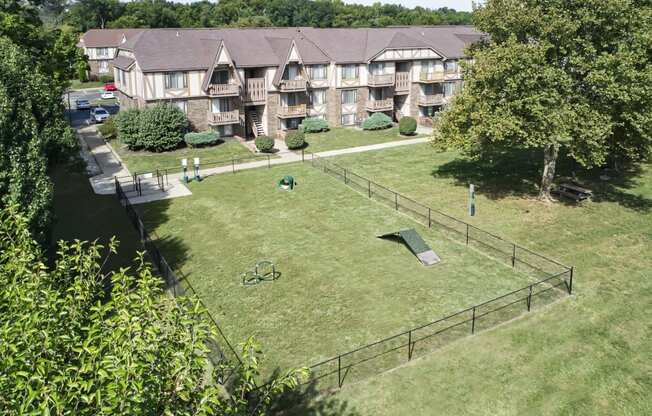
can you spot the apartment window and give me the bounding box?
[211,97,231,113]
[310,89,326,105]
[309,65,327,80]
[369,62,385,75]
[98,60,109,74]
[97,47,109,57]
[341,64,358,80]
[341,113,355,126]
[421,106,438,117]
[444,60,458,73]
[284,64,301,80]
[422,84,441,96]
[443,81,460,97]
[422,60,436,74]
[341,89,357,105]
[211,70,229,84]
[173,100,187,114]
[165,72,187,89]
[287,118,301,130]
[119,70,127,88]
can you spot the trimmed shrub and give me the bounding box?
[299,117,329,133]
[114,108,142,148]
[285,130,305,150]
[362,112,393,130]
[255,135,275,153]
[184,131,221,148]
[97,117,117,139]
[137,104,189,152]
[99,74,114,84]
[399,116,417,135]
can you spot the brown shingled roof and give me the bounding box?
[88,26,482,73]
[79,28,145,48]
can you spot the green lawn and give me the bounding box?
[136,162,537,378]
[304,126,425,153]
[298,144,652,415]
[50,161,142,271]
[69,79,104,90]
[109,138,257,174]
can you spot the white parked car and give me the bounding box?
[100,91,115,100]
[90,107,110,123]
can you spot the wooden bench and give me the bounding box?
[554,183,593,202]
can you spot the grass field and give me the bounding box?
[304,126,424,153]
[109,137,256,174]
[305,144,652,415]
[69,79,104,90]
[136,162,537,376]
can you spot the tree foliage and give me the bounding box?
[434,0,652,200]
[115,105,189,152]
[64,0,472,30]
[0,206,306,414]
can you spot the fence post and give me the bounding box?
[408,330,413,361]
[428,208,431,228]
[267,155,270,169]
[511,244,516,267]
[232,157,235,174]
[138,178,142,196]
[568,267,574,294]
[527,285,533,311]
[466,223,469,245]
[344,169,348,184]
[471,307,476,334]
[368,181,371,198]
[338,355,342,388]
[395,193,398,210]
[301,148,304,162]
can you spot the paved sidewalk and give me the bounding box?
[80,125,429,204]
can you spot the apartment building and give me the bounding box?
[106,26,482,138]
[78,29,144,79]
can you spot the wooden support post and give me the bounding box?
[569,267,574,294]
[408,330,413,361]
[512,244,516,267]
[428,208,431,228]
[471,307,476,334]
[527,285,533,311]
[466,224,469,245]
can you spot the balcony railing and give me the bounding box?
[419,71,462,83]
[366,98,393,112]
[278,104,307,118]
[395,72,410,93]
[244,78,266,104]
[208,83,239,97]
[368,73,395,87]
[207,110,240,125]
[418,94,445,106]
[279,78,307,92]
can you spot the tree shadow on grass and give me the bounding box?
[432,147,652,212]
[264,371,361,416]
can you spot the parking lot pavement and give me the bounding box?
[65,104,119,129]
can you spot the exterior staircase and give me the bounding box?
[247,109,265,138]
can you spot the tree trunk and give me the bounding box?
[539,143,559,202]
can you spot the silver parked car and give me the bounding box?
[90,107,110,123]
[75,99,91,110]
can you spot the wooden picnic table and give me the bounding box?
[556,182,593,201]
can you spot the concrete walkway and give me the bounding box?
[80,124,430,203]
[78,126,192,203]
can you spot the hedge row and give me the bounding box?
[114,104,189,152]
[362,112,393,130]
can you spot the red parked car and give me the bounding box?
[104,83,117,92]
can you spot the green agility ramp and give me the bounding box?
[378,229,441,266]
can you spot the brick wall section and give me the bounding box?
[266,92,279,137]
[355,87,369,123]
[187,98,210,132]
[409,83,420,119]
[327,87,341,128]
[88,60,114,80]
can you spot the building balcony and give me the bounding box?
[418,94,445,106]
[395,72,410,94]
[419,71,462,83]
[366,98,393,112]
[208,83,239,97]
[278,104,307,118]
[368,73,395,87]
[279,78,307,92]
[207,110,240,125]
[244,77,267,105]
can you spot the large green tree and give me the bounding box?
[434,0,652,201]
[0,206,306,414]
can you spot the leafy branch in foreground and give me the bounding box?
[0,206,306,415]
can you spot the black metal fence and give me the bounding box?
[132,154,274,178]
[114,179,243,379]
[299,152,574,389]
